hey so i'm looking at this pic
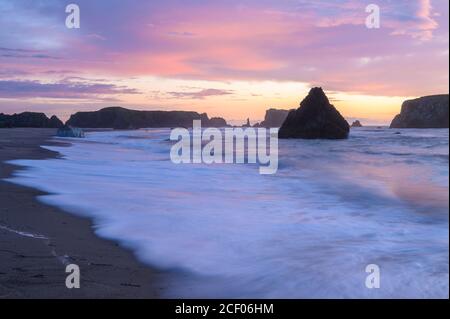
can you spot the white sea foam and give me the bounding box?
[6,128,449,298]
[0,224,48,240]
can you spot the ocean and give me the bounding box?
[7,127,449,298]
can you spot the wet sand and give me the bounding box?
[0,128,166,298]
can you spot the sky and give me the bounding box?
[0,0,448,125]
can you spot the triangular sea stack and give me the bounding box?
[279,87,350,139]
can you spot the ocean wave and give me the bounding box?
[7,128,449,298]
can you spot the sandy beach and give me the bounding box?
[0,128,165,298]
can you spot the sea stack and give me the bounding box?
[279,87,350,139]
[390,94,449,128]
[57,125,85,138]
[351,120,363,128]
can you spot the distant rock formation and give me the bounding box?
[351,120,363,128]
[57,125,85,138]
[66,107,228,129]
[0,112,63,128]
[208,117,228,127]
[279,88,350,139]
[390,94,449,128]
[242,118,251,127]
[256,109,293,128]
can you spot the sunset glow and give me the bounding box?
[0,0,448,124]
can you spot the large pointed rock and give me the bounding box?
[279,88,350,139]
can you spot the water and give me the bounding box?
[7,127,449,298]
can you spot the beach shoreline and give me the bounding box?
[0,128,165,298]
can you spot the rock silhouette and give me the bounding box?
[242,118,251,127]
[390,95,449,128]
[256,109,292,128]
[66,107,228,129]
[351,120,363,128]
[208,117,228,127]
[279,88,349,139]
[0,112,63,128]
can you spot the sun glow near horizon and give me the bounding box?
[0,74,411,125]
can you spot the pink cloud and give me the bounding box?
[0,0,448,98]
[387,0,439,40]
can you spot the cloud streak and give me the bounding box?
[0,79,140,100]
[0,47,61,60]
[166,88,234,99]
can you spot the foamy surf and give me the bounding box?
[6,128,449,298]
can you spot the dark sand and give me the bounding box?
[0,128,166,298]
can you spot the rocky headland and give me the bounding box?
[390,94,449,128]
[66,107,228,129]
[0,112,63,128]
[255,109,293,128]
